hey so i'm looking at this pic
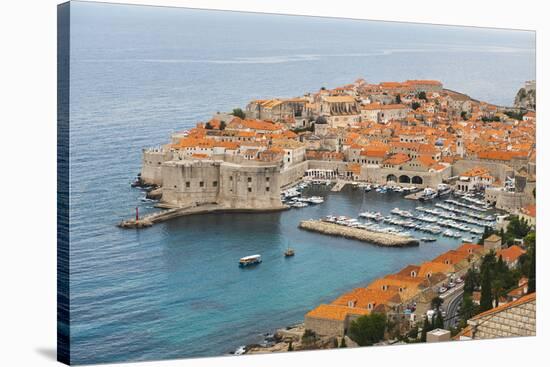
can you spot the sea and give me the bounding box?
[67,1,536,364]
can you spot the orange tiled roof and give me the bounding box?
[306,304,370,321]
[497,245,526,263]
[384,153,410,165]
[522,204,536,218]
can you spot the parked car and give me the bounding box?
[455,277,463,284]
[439,286,448,294]
[448,281,456,288]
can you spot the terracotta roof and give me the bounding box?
[306,304,370,321]
[497,245,526,263]
[522,204,536,218]
[384,153,410,165]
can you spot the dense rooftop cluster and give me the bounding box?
[163,78,535,187]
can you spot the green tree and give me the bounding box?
[459,293,478,321]
[479,268,493,312]
[348,313,387,346]
[231,108,246,119]
[204,122,213,129]
[287,341,293,351]
[464,268,479,294]
[417,91,427,100]
[434,310,444,329]
[420,317,430,342]
[219,120,226,130]
[412,102,421,110]
[507,216,531,238]
[461,111,468,120]
[395,94,402,104]
[526,232,536,293]
[492,278,504,307]
[431,296,444,310]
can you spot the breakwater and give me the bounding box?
[298,220,419,247]
[118,203,289,228]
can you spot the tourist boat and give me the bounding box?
[462,237,473,243]
[421,237,437,242]
[291,202,308,208]
[284,248,295,257]
[239,254,262,267]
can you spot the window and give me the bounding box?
[266,177,270,182]
[199,181,204,187]
[247,177,252,183]
[248,187,252,192]
[266,187,270,192]
[229,176,233,181]
[185,181,190,188]
[213,181,218,187]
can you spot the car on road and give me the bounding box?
[448,281,456,288]
[439,286,448,294]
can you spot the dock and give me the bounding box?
[298,220,419,247]
[331,180,348,192]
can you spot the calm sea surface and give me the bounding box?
[68,2,535,364]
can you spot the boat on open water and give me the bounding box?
[239,254,262,267]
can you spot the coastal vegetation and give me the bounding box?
[348,313,387,346]
[231,107,246,119]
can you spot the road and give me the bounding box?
[442,285,464,329]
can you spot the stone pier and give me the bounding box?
[298,220,419,247]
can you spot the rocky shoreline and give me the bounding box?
[233,323,359,355]
[298,220,419,247]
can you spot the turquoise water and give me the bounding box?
[67,2,535,364]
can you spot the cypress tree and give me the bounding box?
[528,242,536,293]
[435,311,444,329]
[479,269,493,312]
[420,318,429,342]
[287,341,293,351]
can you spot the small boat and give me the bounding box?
[421,237,437,242]
[284,248,295,257]
[239,254,262,267]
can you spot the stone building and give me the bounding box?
[427,328,451,343]
[466,293,536,340]
[304,304,370,337]
[160,159,285,210]
[484,234,502,252]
